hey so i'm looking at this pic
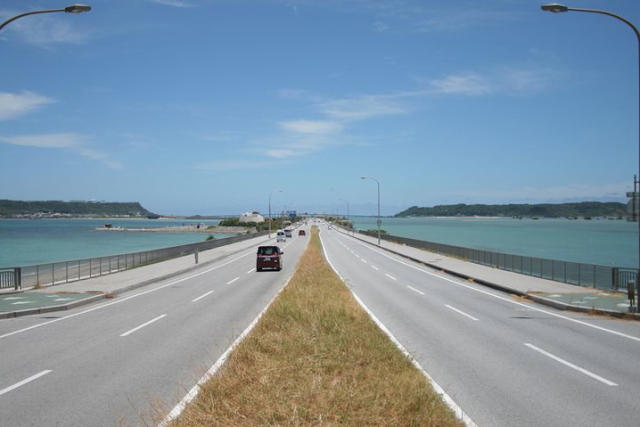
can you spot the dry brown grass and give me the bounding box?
[170,227,464,427]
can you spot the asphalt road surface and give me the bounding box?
[320,224,640,427]
[0,230,309,427]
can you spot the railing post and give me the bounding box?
[14,267,21,290]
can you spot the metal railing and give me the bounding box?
[360,230,637,291]
[4,231,268,290]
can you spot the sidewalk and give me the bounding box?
[334,227,639,319]
[0,233,271,319]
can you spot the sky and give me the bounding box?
[1,0,639,216]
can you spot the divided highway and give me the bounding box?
[320,224,640,427]
[0,231,309,427]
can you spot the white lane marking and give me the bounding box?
[407,286,425,296]
[192,291,214,303]
[341,235,640,343]
[385,273,397,281]
[361,259,368,264]
[54,298,73,302]
[226,277,240,285]
[11,301,34,305]
[0,249,257,341]
[0,370,52,397]
[371,265,379,271]
[246,268,256,274]
[120,314,167,337]
[355,254,360,258]
[158,274,296,427]
[525,343,617,386]
[4,297,25,300]
[445,305,479,321]
[319,232,477,427]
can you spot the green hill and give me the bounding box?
[395,202,627,218]
[0,200,156,218]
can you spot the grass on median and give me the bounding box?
[170,227,464,427]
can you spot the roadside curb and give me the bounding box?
[337,228,640,320]
[0,236,270,320]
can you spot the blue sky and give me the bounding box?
[1,0,639,216]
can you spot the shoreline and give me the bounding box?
[95,225,250,234]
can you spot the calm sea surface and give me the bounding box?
[0,218,226,268]
[351,217,638,268]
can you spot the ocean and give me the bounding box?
[350,216,638,268]
[0,218,227,268]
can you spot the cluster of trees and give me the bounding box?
[395,202,628,218]
[219,217,300,231]
[0,200,155,217]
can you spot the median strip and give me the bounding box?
[166,227,464,426]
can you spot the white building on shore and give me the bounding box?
[239,211,265,223]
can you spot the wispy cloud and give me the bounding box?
[0,12,92,46]
[429,73,492,96]
[150,0,194,7]
[195,159,273,171]
[279,120,343,134]
[0,133,123,169]
[0,91,55,120]
[316,95,407,121]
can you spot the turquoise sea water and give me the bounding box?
[0,218,227,268]
[351,217,638,268]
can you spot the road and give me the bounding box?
[320,224,640,427]
[0,231,309,427]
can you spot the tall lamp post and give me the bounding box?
[268,189,282,239]
[0,4,91,32]
[361,176,381,245]
[541,3,640,284]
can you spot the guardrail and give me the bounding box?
[359,230,637,291]
[4,231,268,290]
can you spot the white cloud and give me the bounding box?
[429,73,492,96]
[1,13,92,45]
[0,133,122,169]
[317,95,407,121]
[279,120,343,134]
[0,91,56,120]
[195,159,272,171]
[150,0,193,7]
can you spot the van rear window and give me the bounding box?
[258,246,278,255]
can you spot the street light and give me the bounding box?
[0,4,91,33]
[361,176,381,245]
[268,189,282,239]
[541,2,640,286]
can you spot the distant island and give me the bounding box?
[395,202,628,218]
[0,199,157,219]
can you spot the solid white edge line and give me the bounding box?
[192,290,215,303]
[524,343,617,386]
[0,249,258,341]
[158,274,296,427]
[407,286,425,296]
[445,304,479,321]
[120,314,166,337]
[339,233,640,343]
[226,277,240,285]
[320,231,478,427]
[385,273,397,281]
[0,370,52,397]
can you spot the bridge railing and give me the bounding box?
[4,231,268,290]
[359,230,636,291]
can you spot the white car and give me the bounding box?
[276,230,286,242]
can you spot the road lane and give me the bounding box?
[0,229,309,427]
[321,225,640,427]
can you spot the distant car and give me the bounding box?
[256,245,283,271]
[298,230,306,236]
[276,230,286,242]
[284,229,293,238]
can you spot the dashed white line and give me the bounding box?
[246,268,256,274]
[407,286,425,295]
[385,273,397,281]
[0,370,52,397]
[192,290,215,302]
[445,304,479,321]
[525,343,617,386]
[120,314,167,337]
[226,277,240,285]
[371,265,379,271]
[361,259,367,264]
